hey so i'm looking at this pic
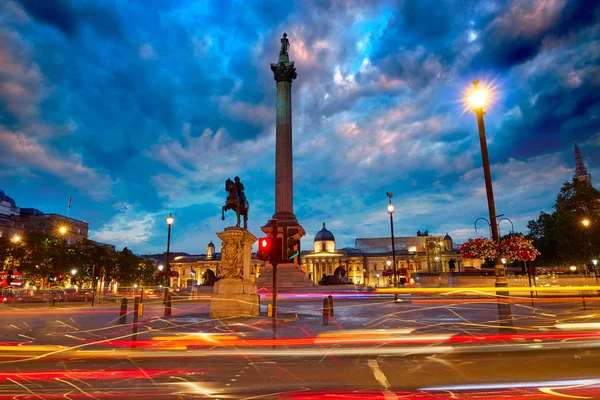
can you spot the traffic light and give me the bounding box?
[257,237,272,261]
[58,274,63,280]
[282,227,300,261]
[49,275,54,282]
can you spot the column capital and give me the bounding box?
[270,61,297,83]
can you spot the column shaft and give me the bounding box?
[276,81,293,214]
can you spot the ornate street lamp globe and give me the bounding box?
[314,223,335,253]
[166,213,174,226]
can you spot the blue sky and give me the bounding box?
[1,0,599,254]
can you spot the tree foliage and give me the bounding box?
[527,179,600,265]
[0,233,160,288]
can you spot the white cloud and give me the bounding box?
[0,129,113,199]
[92,204,160,246]
[139,43,157,60]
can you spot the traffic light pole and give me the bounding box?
[270,219,279,320]
[91,263,96,307]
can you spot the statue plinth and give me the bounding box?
[210,227,259,318]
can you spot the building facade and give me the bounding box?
[0,190,92,245]
[158,224,465,288]
[300,224,464,287]
[168,241,265,287]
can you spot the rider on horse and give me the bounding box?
[234,176,247,206]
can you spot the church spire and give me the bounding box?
[574,141,592,186]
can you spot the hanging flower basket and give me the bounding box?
[500,235,540,263]
[459,238,498,260]
[460,235,540,263]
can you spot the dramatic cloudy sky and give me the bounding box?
[1,0,599,254]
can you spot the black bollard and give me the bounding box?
[328,295,334,317]
[118,297,127,324]
[322,297,329,326]
[164,293,172,317]
[132,297,140,347]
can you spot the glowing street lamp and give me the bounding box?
[501,258,507,265]
[165,213,174,287]
[158,265,164,271]
[71,268,77,276]
[59,226,68,235]
[466,80,506,288]
[11,235,20,243]
[582,219,593,272]
[386,192,398,288]
[592,259,598,283]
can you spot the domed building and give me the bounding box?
[301,224,463,286]
[206,240,215,259]
[302,223,345,282]
[314,223,336,253]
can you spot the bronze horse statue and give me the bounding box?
[222,178,249,229]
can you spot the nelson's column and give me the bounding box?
[257,33,312,288]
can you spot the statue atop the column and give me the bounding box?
[222,177,249,229]
[280,32,290,56]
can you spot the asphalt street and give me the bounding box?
[0,296,599,399]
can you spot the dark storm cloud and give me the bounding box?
[16,0,123,39]
[472,0,600,70]
[17,0,77,37]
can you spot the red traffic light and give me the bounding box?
[257,237,271,261]
[259,238,270,250]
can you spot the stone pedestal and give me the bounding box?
[210,227,259,318]
[255,262,314,289]
[211,278,259,318]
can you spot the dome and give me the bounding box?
[207,240,215,248]
[314,223,335,242]
[443,233,452,241]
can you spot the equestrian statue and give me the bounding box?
[222,176,249,229]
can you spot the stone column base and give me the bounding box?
[255,263,314,289]
[210,277,259,318]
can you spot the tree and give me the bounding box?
[527,179,600,265]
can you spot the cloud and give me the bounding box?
[146,124,274,208]
[1,0,598,255]
[92,204,159,247]
[0,27,44,122]
[138,43,157,60]
[0,129,113,199]
[472,0,600,69]
[15,0,123,39]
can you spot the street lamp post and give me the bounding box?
[468,81,506,288]
[58,226,68,282]
[386,193,398,288]
[10,235,20,269]
[386,259,392,286]
[165,213,174,288]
